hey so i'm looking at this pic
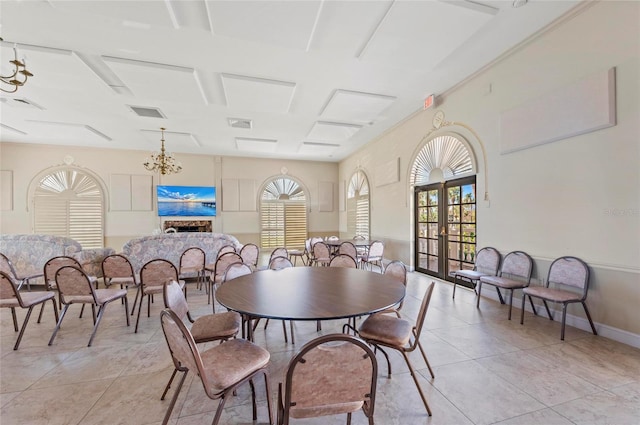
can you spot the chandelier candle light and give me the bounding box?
[143,127,182,175]
[0,38,34,93]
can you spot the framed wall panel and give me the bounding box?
[222,178,240,211]
[318,181,334,212]
[1,170,13,211]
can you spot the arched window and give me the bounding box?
[32,167,105,248]
[347,170,370,239]
[410,134,476,280]
[409,134,473,186]
[260,176,307,249]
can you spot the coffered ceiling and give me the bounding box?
[0,0,580,162]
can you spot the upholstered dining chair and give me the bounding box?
[277,333,378,425]
[135,259,185,333]
[159,309,273,425]
[478,250,533,319]
[452,247,501,299]
[209,252,243,311]
[360,240,384,272]
[269,247,289,266]
[45,255,99,293]
[48,265,129,347]
[1,252,41,291]
[338,241,358,262]
[179,247,206,291]
[239,243,260,269]
[102,254,140,308]
[221,262,254,339]
[311,241,331,267]
[383,260,408,312]
[217,244,237,258]
[520,256,597,340]
[269,256,294,270]
[306,237,324,266]
[329,254,357,268]
[257,257,295,343]
[351,281,436,416]
[161,280,242,401]
[1,271,59,350]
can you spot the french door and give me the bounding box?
[415,176,476,280]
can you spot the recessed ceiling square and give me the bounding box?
[221,73,296,114]
[26,120,111,142]
[307,121,362,142]
[321,89,396,123]
[298,142,339,155]
[236,137,278,153]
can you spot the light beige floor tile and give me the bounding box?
[0,349,74,392]
[493,408,576,425]
[476,351,602,406]
[430,360,545,425]
[429,324,521,359]
[0,379,111,425]
[552,389,640,425]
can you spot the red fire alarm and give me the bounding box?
[424,94,435,110]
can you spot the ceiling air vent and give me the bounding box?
[128,105,166,119]
[228,118,252,129]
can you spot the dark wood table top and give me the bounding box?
[216,266,405,322]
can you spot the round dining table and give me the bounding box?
[216,266,405,341]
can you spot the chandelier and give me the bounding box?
[143,128,182,175]
[1,38,34,93]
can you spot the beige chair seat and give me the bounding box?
[291,401,364,419]
[358,314,412,346]
[480,275,525,289]
[145,279,184,295]
[107,275,139,286]
[200,338,270,392]
[522,286,581,303]
[0,291,55,308]
[454,269,486,280]
[191,311,242,342]
[65,288,127,305]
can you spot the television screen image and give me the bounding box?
[157,185,216,217]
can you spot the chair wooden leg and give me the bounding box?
[476,281,483,307]
[289,320,295,344]
[249,379,257,421]
[582,301,598,336]
[416,340,435,379]
[123,296,130,326]
[10,307,18,331]
[452,278,458,299]
[402,352,432,416]
[88,302,110,347]
[560,303,568,341]
[347,412,352,425]
[161,368,178,400]
[13,305,35,350]
[263,370,274,425]
[135,293,145,333]
[211,396,229,425]
[37,302,46,323]
[496,287,505,304]
[161,370,188,425]
[507,289,514,320]
[281,320,288,343]
[49,303,70,346]
[542,300,553,320]
[131,287,141,316]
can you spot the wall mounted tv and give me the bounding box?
[157,185,216,217]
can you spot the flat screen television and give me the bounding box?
[157,185,216,217]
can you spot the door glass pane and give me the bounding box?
[448,205,460,223]
[462,184,475,203]
[418,223,428,238]
[428,223,438,238]
[428,239,438,255]
[418,207,428,222]
[427,206,438,221]
[448,186,460,204]
[462,205,476,223]
[448,224,460,240]
[418,192,428,207]
[427,190,438,206]
[428,255,439,273]
[448,241,461,260]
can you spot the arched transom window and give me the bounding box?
[347,170,370,239]
[260,177,307,249]
[33,168,105,248]
[410,134,473,186]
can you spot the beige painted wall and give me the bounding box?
[339,1,640,335]
[0,142,338,250]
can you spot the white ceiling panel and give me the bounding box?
[221,74,296,113]
[307,121,363,142]
[26,120,111,142]
[208,0,320,50]
[236,137,278,153]
[321,90,396,124]
[359,0,494,71]
[298,142,339,156]
[141,129,200,148]
[103,56,207,104]
[0,123,27,136]
[165,0,212,31]
[49,0,174,30]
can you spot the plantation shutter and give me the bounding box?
[260,177,307,249]
[347,171,370,239]
[33,169,104,248]
[284,202,307,249]
[260,202,284,248]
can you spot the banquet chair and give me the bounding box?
[45,255,99,311]
[269,247,289,266]
[209,252,243,311]
[160,309,273,425]
[311,241,331,267]
[222,263,254,339]
[338,241,358,263]
[48,265,129,347]
[161,280,242,401]
[277,333,377,425]
[352,281,436,416]
[217,244,237,258]
[1,252,41,291]
[329,254,357,268]
[383,260,408,312]
[1,271,59,350]
[256,256,294,343]
[360,241,384,272]
[102,254,140,309]
[478,250,533,319]
[287,245,306,266]
[179,247,206,291]
[520,256,597,340]
[239,243,260,269]
[452,247,501,299]
[135,259,185,333]
[306,237,324,266]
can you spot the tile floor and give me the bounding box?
[1,267,639,425]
